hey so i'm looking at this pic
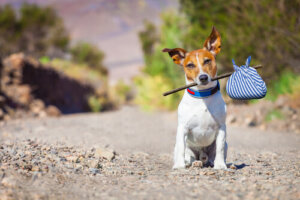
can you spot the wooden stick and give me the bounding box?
[163,65,263,96]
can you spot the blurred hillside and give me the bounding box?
[0,53,114,120]
[0,3,69,59]
[0,0,178,83]
[0,3,119,120]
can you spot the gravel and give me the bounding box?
[0,106,299,199]
[0,139,299,200]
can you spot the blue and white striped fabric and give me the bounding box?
[226,56,267,100]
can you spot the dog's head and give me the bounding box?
[163,27,221,88]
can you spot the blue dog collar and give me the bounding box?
[187,81,220,98]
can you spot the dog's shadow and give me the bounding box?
[226,163,249,170]
[200,162,249,170]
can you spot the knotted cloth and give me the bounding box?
[226,56,267,100]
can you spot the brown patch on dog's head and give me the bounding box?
[162,48,187,65]
[183,50,217,81]
[162,27,221,82]
[203,26,221,56]
[182,53,200,81]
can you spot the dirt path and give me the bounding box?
[0,106,299,199]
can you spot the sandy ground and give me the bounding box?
[0,106,299,199]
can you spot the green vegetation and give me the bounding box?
[137,0,300,110]
[139,21,158,61]
[135,75,184,111]
[139,12,187,83]
[260,71,300,122]
[0,4,108,75]
[111,80,132,105]
[70,42,107,75]
[250,71,300,104]
[39,56,51,64]
[179,0,300,81]
[266,71,300,101]
[0,4,69,59]
[136,11,187,110]
[40,58,107,84]
[88,95,102,112]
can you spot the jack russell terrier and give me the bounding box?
[163,27,227,170]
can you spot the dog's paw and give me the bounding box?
[191,161,203,168]
[213,162,227,170]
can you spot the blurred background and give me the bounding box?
[0,0,299,133]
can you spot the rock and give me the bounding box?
[230,164,237,170]
[204,171,216,176]
[16,85,32,105]
[0,95,5,106]
[42,165,49,172]
[1,177,17,188]
[290,123,297,131]
[64,163,74,169]
[259,124,267,131]
[31,166,41,172]
[245,116,257,127]
[0,109,5,120]
[226,115,237,124]
[94,148,115,161]
[74,164,83,172]
[275,95,288,108]
[292,114,298,120]
[38,111,47,118]
[192,161,203,168]
[281,105,296,116]
[3,114,11,121]
[3,53,24,69]
[23,164,32,171]
[78,156,85,163]
[46,105,61,117]
[0,192,14,200]
[132,152,149,159]
[265,171,272,175]
[89,168,100,175]
[137,171,144,175]
[88,160,102,169]
[30,99,45,114]
[1,53,110,121]
[32,193,45,200]
[66,156,79,163]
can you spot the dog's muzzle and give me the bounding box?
[199,74,208,84]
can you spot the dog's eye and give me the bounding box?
[186,63,195,68]
[204,59,211,65]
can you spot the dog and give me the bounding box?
[163,27,227,170]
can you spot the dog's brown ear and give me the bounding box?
[203,26,221,56]
[162,48,187,65]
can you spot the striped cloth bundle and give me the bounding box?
[226,56,267,100]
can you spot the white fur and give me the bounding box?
[173,74,228,170]
[196,53,204,73]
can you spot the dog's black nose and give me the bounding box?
[199,74,208,83]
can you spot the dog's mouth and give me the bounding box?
[199,80,208,85]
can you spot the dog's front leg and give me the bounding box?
[214,125,227,169]
[173,125,187,169]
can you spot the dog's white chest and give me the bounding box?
[186,106,219,147]
[178,92,226,148]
